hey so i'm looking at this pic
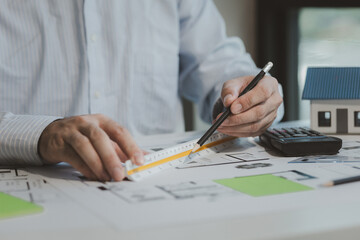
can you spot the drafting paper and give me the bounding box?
[177,138,269,169]
[1,134,360,236]
[289,155,360,163]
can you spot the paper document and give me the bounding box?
[1,134,360,235]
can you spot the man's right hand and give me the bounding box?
[38,114,144,182]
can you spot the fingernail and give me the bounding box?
[134,152,144,166]
[112,167,124,181]
[223,94,233,106]
[232,104,242,114]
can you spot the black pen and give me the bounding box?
[189,62,273,154]
[322,175,360,187]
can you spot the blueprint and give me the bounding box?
[1,135,360,232]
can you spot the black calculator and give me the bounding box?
[259,127,342,156]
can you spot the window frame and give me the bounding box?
[355,111,360,127]
[318,111,332,127]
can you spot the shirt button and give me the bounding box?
[91,34,97,42]
[94,91,100,99]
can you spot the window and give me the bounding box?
[298,8,360,120]
[257,0,360,121]
[355,111,360,127]
[318,111,331,127]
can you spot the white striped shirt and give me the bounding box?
[0,0,282,165]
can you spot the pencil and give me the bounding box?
[322,175,360,187]
[190,62,273,154]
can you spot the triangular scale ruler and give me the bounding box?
[125,132,238,181]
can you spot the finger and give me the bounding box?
[218,115,275,137]
[230,76,278,115]
[222,118,275,138]
[64,132,110,181]
[62,145,98,181]
[112,139,148,162]
[80,124,125,182]
[70,161,97,181]
[112,142,149,162]
[102,119,144,166]
[221,91,282,127]
[111,141,128,161]
[218,110,277,137]
[222,103,270,127]
[221,76,254,107]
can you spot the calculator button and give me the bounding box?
[299,129,312,135]
[292,134,308,137]
[309,130,321,135]
[273,128,284,133]
[283,128,294,134]
[268,130,277,135]
[268,130,283,138]
[291,128,302,134]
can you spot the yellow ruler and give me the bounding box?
[125,132,238,181]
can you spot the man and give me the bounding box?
[0,0,283,181]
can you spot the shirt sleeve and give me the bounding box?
[0,112,60,166]
[178,0,261,123]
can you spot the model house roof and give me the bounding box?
[302,67,360,100]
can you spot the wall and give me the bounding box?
[310,100,360,134]
[213,0,257,58]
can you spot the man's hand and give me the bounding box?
[38,114,144,182]
[216,75,283,137]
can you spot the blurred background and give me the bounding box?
[187,0,360,131]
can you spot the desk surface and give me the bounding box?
[1,126,360,240]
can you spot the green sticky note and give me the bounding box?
[0,192,43,219]
[214,174,313,197]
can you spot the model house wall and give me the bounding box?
[310,100,360,134]
[303,67,360,134]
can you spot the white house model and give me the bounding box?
[302,67,360,134]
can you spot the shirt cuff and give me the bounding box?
[0,113,60,166]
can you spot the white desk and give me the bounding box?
[1,129,360,240]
